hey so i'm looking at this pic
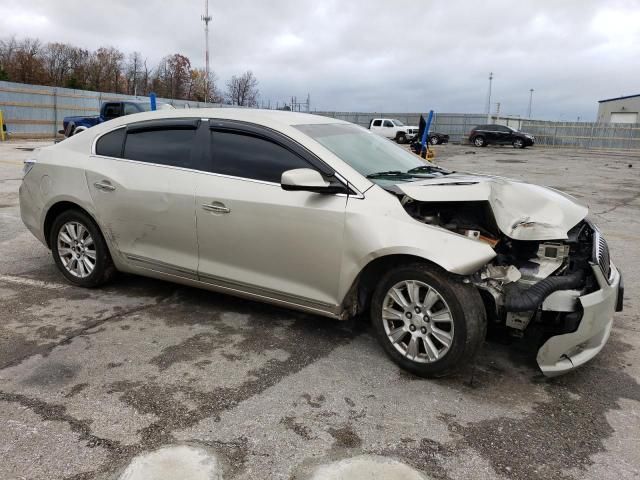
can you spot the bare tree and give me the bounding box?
[13,38,43,84]
[225,71,259,107]
[0,36,18,80]
[188,68,223,103]
[43,42,75,86]
[125,51,143,95]
[154,54,192,99]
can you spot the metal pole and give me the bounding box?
[527,88,534,118]
[202,0,212,103]
[486,72,493,123]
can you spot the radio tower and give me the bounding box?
[201,0,212,103]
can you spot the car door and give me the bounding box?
[482,125,497,143]
[370,119,384,136]
[195,121,347,313]
[496,125,511,144]
[382,119,396,138]
[85,119,202,278]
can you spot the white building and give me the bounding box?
[597,94,640,123]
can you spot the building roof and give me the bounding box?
[598,93,640,103]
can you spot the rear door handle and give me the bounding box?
[202,203,230,214]
[93,181,116,191]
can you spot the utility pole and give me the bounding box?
[486,72,493,122]
[527,88,534,118]
[201,0,212,103]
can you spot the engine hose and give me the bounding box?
[504,271,585,312]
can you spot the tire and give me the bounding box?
[512,138,525,149]
[429,136,440,145]
[473,136,486,147]
[370,263,486,378]
[50,209,116,288]
[396,133,407,144]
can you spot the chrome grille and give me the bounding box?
[593,228,611,282]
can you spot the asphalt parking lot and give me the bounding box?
[1,140,639,480]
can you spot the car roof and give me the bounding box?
[97,108,350,130]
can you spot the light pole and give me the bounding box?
[527,88,534,118]
[201,0,212,103]
[485,72,493,122]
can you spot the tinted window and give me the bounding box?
[95,128,125,158]
[103,103,122,119]
[383,120,394,127]
[210,130,311,183]
[372,120,382,127]
[123,128,197,168]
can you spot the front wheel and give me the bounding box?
[370,264,486,378]
[429,136,440,145]
[396,133,407,144]
[512,138,525,149]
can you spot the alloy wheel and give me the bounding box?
[57,221,96,278]
[381,280,454,363]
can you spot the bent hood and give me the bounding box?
[396,173,588,240]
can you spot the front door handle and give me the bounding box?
[94,181,116,191]
[202,202,230,214]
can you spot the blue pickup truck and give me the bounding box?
[60,100,173,137]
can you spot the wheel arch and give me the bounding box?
[340,254,451,319]
[43,201,100,248]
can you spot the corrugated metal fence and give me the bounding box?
[0,80,222,139]
[2,80,639,150]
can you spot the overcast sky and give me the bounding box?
[1,0,639,120]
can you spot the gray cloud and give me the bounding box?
[1,0,639,119]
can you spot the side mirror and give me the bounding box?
[281,168,347,194]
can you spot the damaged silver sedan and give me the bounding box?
[19,109,623,377]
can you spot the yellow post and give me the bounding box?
[0,109,5,142]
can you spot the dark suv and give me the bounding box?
[469,124,535,148]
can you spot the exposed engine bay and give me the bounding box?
[401,197,604,340]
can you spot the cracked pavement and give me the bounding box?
[0,141,638,479]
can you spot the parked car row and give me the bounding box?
[367,118,534,149]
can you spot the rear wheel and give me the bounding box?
[473,136,486,147]
[371,263,486,378]
[396,132,407,144]
[50,209,116,287]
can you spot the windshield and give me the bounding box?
[392,119,405,126]
[294,123,439,181]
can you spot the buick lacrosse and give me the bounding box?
[19,109,623,377]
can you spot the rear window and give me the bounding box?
[123,128,197,169]
[372,120,382,127]
[95,128,125,158]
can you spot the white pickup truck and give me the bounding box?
[368,118,419,144]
